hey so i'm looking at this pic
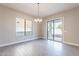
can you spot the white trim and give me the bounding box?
[39,37,79,47]
[0,38,37,47]
[1,37,79,48]
[63,41,79,47]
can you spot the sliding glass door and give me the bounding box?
[47,19,63,42]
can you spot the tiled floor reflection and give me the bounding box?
[0,40,79,56]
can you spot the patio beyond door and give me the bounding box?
[47,19,63,42]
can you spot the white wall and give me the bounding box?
[0,5,40,46]
[42,7,79,45]
[1,4,79,47]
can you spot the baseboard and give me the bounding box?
[38,37,79,47]
[42,36,79,47]
[63,41,79,47]
[0,38,37,47]
[40,37,47,40]
[38,37,45,40]
[1,37,78,48]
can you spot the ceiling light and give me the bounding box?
[34,3,43,23]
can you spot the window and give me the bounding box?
[16,18,32,36]
[25,20,32,36]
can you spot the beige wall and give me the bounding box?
[42,7,79,45]
[0,5,41,46]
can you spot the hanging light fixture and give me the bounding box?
[34,3,42,23]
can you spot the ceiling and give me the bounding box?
[0,3,79,17]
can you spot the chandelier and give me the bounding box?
[34,3,42,23]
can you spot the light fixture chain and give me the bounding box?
[37,3,39,17]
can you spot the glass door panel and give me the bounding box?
[54,19,63,42]
[47,21,53,40]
